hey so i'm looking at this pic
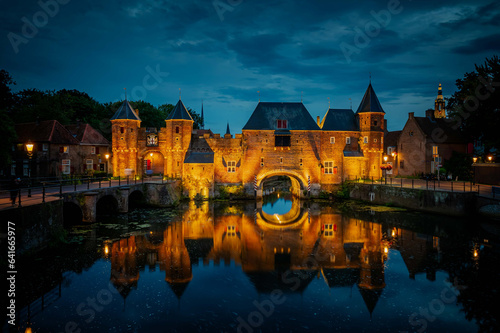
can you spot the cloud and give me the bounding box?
[452,34,500,54]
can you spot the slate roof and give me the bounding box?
[184,152,214,164]
[166,99,193,121]
[320,108,359,131]
[243,102,320,131]
[384,131,401,148]
[111,100,141,121]
[356,83,385,114]
[414,117,468,144]
[344,151,364,157]
[15,120,80,145]
[65,123,110,145]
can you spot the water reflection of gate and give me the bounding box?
[106,201,389,313]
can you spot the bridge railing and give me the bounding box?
[343,175,492,196]
[0,174,172,210]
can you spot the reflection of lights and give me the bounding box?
[277,193,280,198]
[104,245,109,255]
[473,250,478,258]
[274,213,282,223]
[391,229,396,237]
[25,327,32,333]
[384,247,388,253]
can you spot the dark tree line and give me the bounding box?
[447,55,500,158]
[0,69,203,170]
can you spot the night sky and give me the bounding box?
[1,0,499,134]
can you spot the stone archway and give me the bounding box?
[257,170,307,198]
[142,151,165,175]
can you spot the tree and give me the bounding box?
[447,55,500,156]
[0,70,17,170]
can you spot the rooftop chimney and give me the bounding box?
[409,112,414,119]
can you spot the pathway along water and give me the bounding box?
[6,200,499,333]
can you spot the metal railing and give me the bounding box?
[344,175,496,198]
[0,174,175,210]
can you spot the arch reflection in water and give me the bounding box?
[107,200,387,314]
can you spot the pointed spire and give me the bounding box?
[201,100,205,129]
[124,88,127,100]
[111,99,141,121]
[166,99,194,121]
[226,122,230,135]
[356,83,385,114]
[437,83,443,99]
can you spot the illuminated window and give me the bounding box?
[363,136,368,144]
[323,224,336,237]
[91,146,96,154]
[227,225,237,237]
[42,143,48,151]
[62,159,71,174]
[432,146,438,156]
[330,137,335,144]
[346,137,351,144]
[60,146,69,153]
[86,159,93,170]
[227,161,236,173]
[277,119,288,129]
[325,161,333,174]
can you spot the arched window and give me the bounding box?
[176,126,179,133]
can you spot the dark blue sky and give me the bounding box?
[2,0,499,134]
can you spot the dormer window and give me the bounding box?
[277,119,288,129]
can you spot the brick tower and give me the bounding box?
[434,83,446,118]
[356,83,385,178]
[110,99,141,178]
[164,99,194,178]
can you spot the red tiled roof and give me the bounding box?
[65,124,109,145]
[15,120,80,145]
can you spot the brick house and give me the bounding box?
[65,123,111,174]
[383,130,401,176]
[396,110,471,176]
[11,120,110,178]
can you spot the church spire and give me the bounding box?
[226,122,230,135]
[434,83,446,118]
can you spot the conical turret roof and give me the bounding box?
[166,99,194,121]
[111,100,141,121]
[356,83,385,114]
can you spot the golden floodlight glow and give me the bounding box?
[391,230,396,237]
[104,245,109,255]
[105,154,110,160]
[150,152,153,157]
[473,157,477,163]
[488,156,492,161]
[383,155,388,162]
[384,247,388,253]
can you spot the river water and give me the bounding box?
[8,196,500,332]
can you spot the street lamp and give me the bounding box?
[26,141,34,197]
[488,155,493,162]
[472,157,477,184]
[383,155,388,184]
[105,153,110,175]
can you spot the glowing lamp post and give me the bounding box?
[26,141,34,197]
[472,157,477,184]
[488,155,493,162]
[105,153,110,175]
